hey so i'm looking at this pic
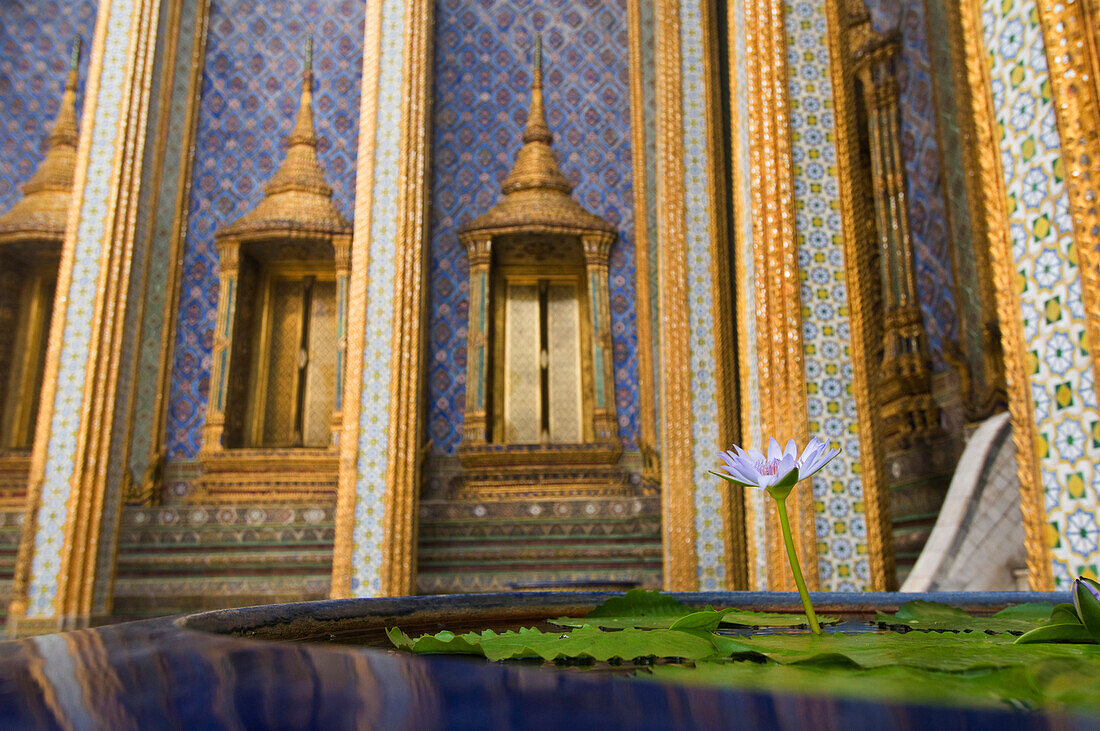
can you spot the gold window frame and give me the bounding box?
[241,261,339,450]
[489,262,595,446]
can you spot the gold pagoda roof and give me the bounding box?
[460,39,614,239]
[218,41,350,241]
[0,41,82,242]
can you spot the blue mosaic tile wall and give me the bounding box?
[427,0,639,454]
[164,0,364,460]
[0,0,97,215]
[866,0,957,371]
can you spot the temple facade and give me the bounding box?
[0,0,1097,633]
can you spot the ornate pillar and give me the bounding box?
[459,235,491,446]
[654,0,745,590]
[333,235,351,446]
[582,232,619,444]
[9,0,164,634]
[331,0,434,598]
[201,240,239,454]
[851,32,940,450]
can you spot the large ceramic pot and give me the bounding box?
[0,590,1084,729]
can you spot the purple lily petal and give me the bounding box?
[767,437,783,463]
[783,439,798,460]
[714,435,843,492]
[798,437,840,478]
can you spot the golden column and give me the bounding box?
[9,0,165,634]
[331,0,435,598]
[581,231,619,442]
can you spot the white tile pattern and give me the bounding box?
[981,0,1100,587]
[27,0,136,617]
[785,0,869,591]
[349,0,407,597]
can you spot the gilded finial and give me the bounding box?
[305,36,313,83]
[216,40,350,239]
[521,34,551,146]
[533,35,542,84]
[459,37,615,237]
[69,38,82,76]
[0,37,82,236]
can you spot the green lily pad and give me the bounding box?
[387,624,721,662]
[649,658,1100,711]
[875,600,1053,633]
[712,631,1100,671]
[718,609,840,628]
[549,589,692,629]
[551,590,837,630]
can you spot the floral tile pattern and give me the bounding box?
[426,0,639,454]
[349,0,407,597]
[164,0,365,460]
[0,0,97,215]
[981,0,1100,588]
[786,0,870,591]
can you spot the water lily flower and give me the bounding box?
[1073,576,1100,641]
[715,436,840,501]
[712,436,841,636]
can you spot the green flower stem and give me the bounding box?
[773,495,822,635]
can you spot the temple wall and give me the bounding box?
[163,0,365,472]
[425,0,640,458]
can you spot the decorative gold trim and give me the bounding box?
[63,0,163,622]
[379,0,434,597]
[9,0,166,628]
[653,0,698,591]
[697,0,746,590]
[824,0,894,590]
[625,0,660,488]
[11,0,114,628]
[957,0,1052,589]
[331,0,388,601]
[1034,0,1100,394]
[739,0,820,590]
[727,0,766,589]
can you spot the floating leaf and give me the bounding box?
[388,624,721,662]
[711,631,1100,671]
[550,590,692,629]
[585,589,689,618]
[649,658,1100,711]
[668,609,729,632]
[718,609,840,628]
[551,590,841,630]
[875,600,1052,634]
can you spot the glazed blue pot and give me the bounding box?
[0,591,1084,729]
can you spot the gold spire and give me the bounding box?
[221,38,349,238]
[0,38,82,240]
[462,38,612,237]
[500,35,572,196]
